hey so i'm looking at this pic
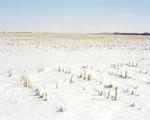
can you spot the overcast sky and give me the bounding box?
[0,0,150,33]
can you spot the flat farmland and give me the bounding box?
[0,33,150,120]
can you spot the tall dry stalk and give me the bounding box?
[114,87,118,100]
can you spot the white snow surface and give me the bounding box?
[0,34,150,120]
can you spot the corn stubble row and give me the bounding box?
[7,61,141,109]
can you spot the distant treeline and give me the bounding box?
[113,32,150,35]
[1,32,150,35]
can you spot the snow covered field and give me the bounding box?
[0,33,150,120]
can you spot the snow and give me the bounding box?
[0,34,150,120]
